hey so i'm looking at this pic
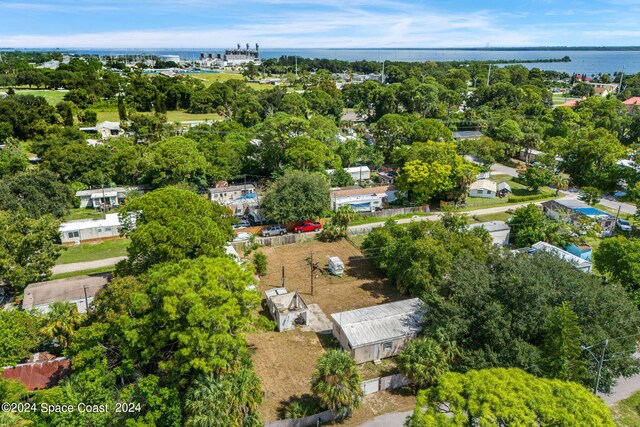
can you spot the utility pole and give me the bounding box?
[487,64,492,85]
[310,251,314,296]
[281,265,285,287]
[381,61,385,84]
[83,285,89,313]
[615,205,621,223]
[582,340,609,394]
[295,56,298,79]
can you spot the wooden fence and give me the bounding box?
[358,205,429,219]
[263,410,337,427]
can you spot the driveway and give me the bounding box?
[51,256,126,275]
[600,373,640,405]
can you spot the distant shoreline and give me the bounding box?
[1,46,640,52]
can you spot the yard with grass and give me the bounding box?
[612,391,640,426]
[552,93,582,107]
[49,266,116,280]
[96,110,222,123]
[14,89,67,105]
[460,174,556,210]
[350,211,431,227]
[56,238,129,265]
[185,72,279,91]
[64,208,108,221]
[246,239,407,422]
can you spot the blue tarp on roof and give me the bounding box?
[575,207,608,216]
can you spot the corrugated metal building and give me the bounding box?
[330,299,424,364]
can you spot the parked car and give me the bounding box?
[294,222,322,233]
[261,225,287,237]
[617,218,632,232]
[233,220,251,229]
[233,232,252,242]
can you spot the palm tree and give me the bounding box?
[310,350,363,417]
[551,174,569,196]
[397,337,450,389]
[39,301,83,348]
[185,369,262,427]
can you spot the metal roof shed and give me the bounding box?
[330,299,424,363]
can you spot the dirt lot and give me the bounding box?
[247,239,407,422]
[252,239,404,314]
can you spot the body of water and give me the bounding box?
[6,47,640,75]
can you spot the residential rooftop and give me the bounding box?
[330,299,424,349]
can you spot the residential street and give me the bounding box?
[51,256,126,275]
[356,410,413,427]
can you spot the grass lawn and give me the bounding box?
[468,211,513,223]
[612,390,640,426]
[56,238,130,265]
[96,109,222,123]
[552,93,581,107]
[461,174,556,210]
[50,266,115,280]
[185,72,275,91]
[64,208,107,221]
[349,211,431,226]
[14,89,67,105]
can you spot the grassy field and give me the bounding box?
[468,211,513,223]
[350,211,431,226]
[14,89,67,105]
[186,72,275,91]
[50,266,115,280]
[56,238,129,265]
[612,391,640,426]
[96,109,222,123]
[64,208,107,221]
[552,93,581,107]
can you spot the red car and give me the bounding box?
[294,221,322,233]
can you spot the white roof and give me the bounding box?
[329,256,344,266]
[90,191,118,199]
[331,299,424,348]
[95,121,121,130]
[531,241,592,270]
[469,179,497,192]
[265,287,288,299]
[468,221,510,233]
[59,213,121,233]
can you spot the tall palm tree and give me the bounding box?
[39,301,83,348]
[551,174,569,196]
[311,350,363,416]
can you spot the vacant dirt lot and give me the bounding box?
[253,239,404,314]
[247,239,407,422]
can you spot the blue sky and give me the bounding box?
[1,0,639,48]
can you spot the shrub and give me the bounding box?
[253,252,268,276]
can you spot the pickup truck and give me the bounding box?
[293,222,322,233]
[261,225,287,237]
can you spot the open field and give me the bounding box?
[185,72,276,91]
[96,110,222,123]
[13,89,67,105]
[56,238,129,265]
[247,239,406,422]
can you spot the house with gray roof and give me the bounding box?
[330,299,424,363]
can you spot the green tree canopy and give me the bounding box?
[311,350,363,416]
[0,309,43,367]
[0,170,75,218]
[398,337,451,389]
[262,170,329,224]
[408,368,615,427]
[140,137,210,188]
[0,210,61,292]
[118,187,233,273]
[593,236,640,305]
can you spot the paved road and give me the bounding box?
[356,410,412,427]
[599,196,636,215]
[599,373,640,405]
[490,163,520,177]
[52,256,126,275]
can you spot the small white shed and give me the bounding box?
[265,288,309,332]
[328,257,345,275]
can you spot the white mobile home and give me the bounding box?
[531,241,593,273]
[468,221,511,246]
[59,214,122,244]
[75,186,143,209]
[331,299,424,364]
[330,185,397,212]
[326,166,371,183]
